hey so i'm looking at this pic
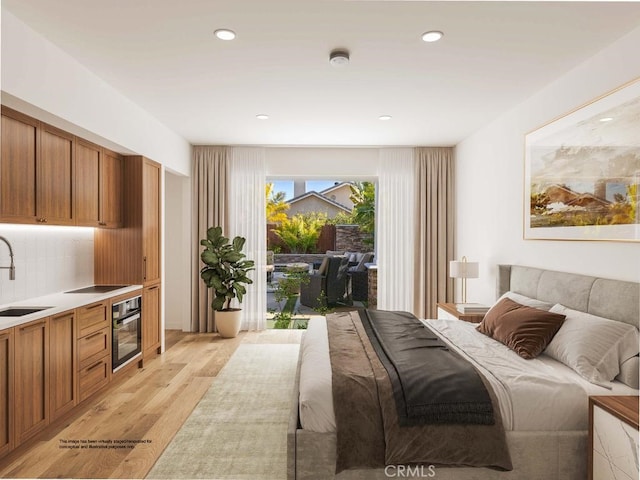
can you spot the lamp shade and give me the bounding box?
[449,260,479,279]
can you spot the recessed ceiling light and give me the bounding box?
[421,31,443,43]
[256,114,269,120]
[599,117,613,122]
[329,49,350,68]
[214,29,236,40]
[379,115,392,121]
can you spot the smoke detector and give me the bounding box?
[329,49,350,67]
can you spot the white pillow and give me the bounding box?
[495,291,553,311]
[545,304,640,384]
[616,356,639,389]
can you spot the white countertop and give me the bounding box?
[0,285,143,330]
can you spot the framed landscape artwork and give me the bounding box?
[524,78,640,242]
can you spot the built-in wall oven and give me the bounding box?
[112,295,142,372]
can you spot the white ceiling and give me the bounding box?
[3,1,640,147]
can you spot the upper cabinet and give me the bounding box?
[75,140,123,228]
[74,139,101,226]
[142,158,161,284]
[0,108,38,223]
[101,149,123,228]
[1,106,122,228]
[38,124,74,225]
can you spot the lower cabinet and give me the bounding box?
[0,328,14,459]
[49,311,77,420]
[14,318,49,445]
[142,283,161,357]
[77,304,111,402]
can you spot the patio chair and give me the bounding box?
[300,256,349,309]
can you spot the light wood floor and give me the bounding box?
[0,329,303,479]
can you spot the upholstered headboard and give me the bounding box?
[497,265,639,329]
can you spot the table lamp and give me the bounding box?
[449,256,479,304]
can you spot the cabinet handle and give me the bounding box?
[85,303,104,311]
[143,256,147,280]
[148,285,159,291]
[86,361,103,372]
[84,331,104,341]
[20,320,46,331]
[98,221,107,226]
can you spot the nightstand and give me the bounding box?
[436,302,486,323]
[589,395,639,480]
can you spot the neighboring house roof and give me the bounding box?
[320,181,353,196]
[286,191,352,213]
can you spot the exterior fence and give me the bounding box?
[267,223,368,254]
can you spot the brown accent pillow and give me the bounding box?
[476,297,566,359]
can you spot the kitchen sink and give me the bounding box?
[65,285,128,294]
[0,307,52,317]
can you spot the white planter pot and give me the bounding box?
[215,309,242,338]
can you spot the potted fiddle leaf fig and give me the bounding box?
[200,226,255,338]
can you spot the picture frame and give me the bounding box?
[524,78,640,242]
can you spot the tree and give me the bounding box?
[349,181,375,246]
[273,213,327,253]
[266,183,289,224]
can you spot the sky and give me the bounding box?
[270,180,337,200]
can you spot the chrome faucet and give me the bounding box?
[0,236,15,280]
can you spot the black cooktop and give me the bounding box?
[65,285,128,294]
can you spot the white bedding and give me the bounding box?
[299,317,638,433]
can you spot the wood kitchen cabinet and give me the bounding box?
[100,148,123,228]
[1,106,123,228]
[74,139,101,226]
[0,328,14,459]
[76,301,111,401]
[38,124,74,225]
[75,140,123,228]
[142,283,161,357]
[142,158,161,284]
[95,156,161,285]
[0,107,38,223]
[14,318,49,445]
[95,155,162,355]
[0,107,74,225]
[49,310,77,421]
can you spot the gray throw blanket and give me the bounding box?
[360,309,494,426]
[327,310,512,473]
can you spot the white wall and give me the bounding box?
[455,25,640,306]
[266,147,379,179]
[164,172,191,331]
[1,10,191,175]
[0,225,94,305]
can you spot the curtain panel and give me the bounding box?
[228,147,267,331]
[376,148,416,312]
[191,146,229,333]
[414,147,455,319]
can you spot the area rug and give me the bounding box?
[147,343,300,480]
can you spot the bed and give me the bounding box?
[287,264,640,479]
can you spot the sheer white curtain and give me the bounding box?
[377,148,415,312]
[228,147,267,331]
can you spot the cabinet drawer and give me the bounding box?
[78,327,110,369]
[79,357,109,402]
[77,302,109,337]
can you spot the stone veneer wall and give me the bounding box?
[335,225,370,252]
[368,266,378,309]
